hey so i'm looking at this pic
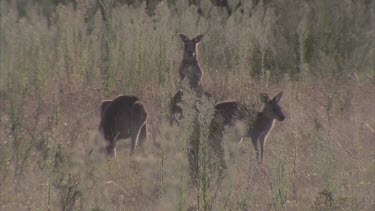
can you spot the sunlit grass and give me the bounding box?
[0,0,374,210]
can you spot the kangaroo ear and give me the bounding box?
[192,34,203,43]
[178,33,190,42]
[259,93,270,103]
[272,92,283,103]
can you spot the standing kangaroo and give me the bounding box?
[99,95,147,157]
[211,92,285,161]
[170,33,209,125]
[178,33,204,90]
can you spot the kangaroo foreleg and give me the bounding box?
[251,137,259,160]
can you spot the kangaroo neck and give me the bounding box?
[256,111,275,128]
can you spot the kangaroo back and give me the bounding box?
[100,95,139,141]
[99,95,149,157]
[213,101,240,127]
[213,101,254,127]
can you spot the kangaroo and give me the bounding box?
[178,33,204,90]
[212,92,285,161]
[99,95,147,157]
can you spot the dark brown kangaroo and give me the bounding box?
[212,92,285,161]
[99,95,147,157]
[178,33,204,90]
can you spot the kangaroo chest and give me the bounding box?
[249,116,275,138]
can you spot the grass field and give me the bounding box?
[0,0,374,210]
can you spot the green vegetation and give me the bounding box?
[0,0,374,210]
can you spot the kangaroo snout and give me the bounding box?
[278,115,285,121]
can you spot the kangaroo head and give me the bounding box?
[179,33,203,60]
[105,132,121,158]
[260,92,285,121]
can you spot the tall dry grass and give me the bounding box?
[0,0,374,210]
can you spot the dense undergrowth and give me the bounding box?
[0,0,374,210]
